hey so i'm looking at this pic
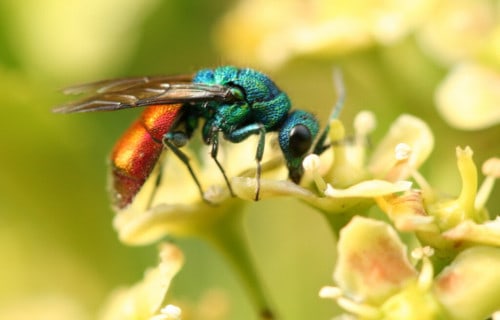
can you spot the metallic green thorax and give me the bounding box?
[193,66,320,183]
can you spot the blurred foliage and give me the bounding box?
[0,0,498,319]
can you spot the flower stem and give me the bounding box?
[323,210,357,238]
[201,203,275,319]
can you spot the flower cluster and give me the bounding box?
[103,4,500,314]
[308,114,500,318]
[108,94,499,318]
[320,217,500,320]
[99,243,184,320]
[215,0,500,130]
[233,111,432,233]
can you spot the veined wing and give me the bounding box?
[53,74,241,113]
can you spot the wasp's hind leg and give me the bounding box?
[162,131,209,203]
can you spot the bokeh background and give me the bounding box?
[1,1,499,319]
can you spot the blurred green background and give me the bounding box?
[1,1,499,319]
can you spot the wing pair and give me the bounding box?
[53,74,241,113]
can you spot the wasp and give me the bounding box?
[54,66,333,209]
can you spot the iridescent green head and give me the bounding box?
[278,110,319,183]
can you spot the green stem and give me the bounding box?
[319,201,373,238]
[322,211,356,238]
[201,206,275,319]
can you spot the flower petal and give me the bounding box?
[215,0,433,68]
[98,243,184,320]
[114,200,244,245]
[425,146,480,231]
[334,217,417,304]
[368,115,434,180]
[380,282,444,320]
[442,217,500,247]
[417,1,496,66]
[231,176,315,200]
[325,180,412,198]
[112,134,283,245]
[434,246,500,320]
[232,176,374,215]
[435,63,500,130]
[377,191,439,233]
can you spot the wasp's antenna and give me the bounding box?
[329,68,345,121]
[312,68,346,155]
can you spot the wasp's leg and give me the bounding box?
[225,123,266,201]
[162,131,209,203]
[208,127,235,197]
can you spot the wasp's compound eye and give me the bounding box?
[289,124,312,157]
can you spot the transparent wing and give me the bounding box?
[53,74,240,113]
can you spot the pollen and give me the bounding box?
[395,143,412,161]
[411,246,434,260]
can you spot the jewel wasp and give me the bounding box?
[54,66,335,209]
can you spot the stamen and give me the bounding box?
[319,285,380,319]
[482,157,500,177]
[455,146,478,217]
[303,154,327,192]
[354,111,377,137]
[384,143,413,182]
[412,247,434,291]
[329,119,346,142]
[318,286,343,299]
[492,310,500,320]
[204,185,228,204]
[395,143,412,161]
[337,297,381,319]
[475,158,500,211]
[411,246,435,259]
[410,170,434,201]
[385,142,433,197]
[411,247,424,260]
[150,304,182,320]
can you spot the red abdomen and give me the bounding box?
[110,104,183,209]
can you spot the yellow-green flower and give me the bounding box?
[435,63,500,130]
[0,295,88,320]
[112,85,435,242]
[113,134,283,245]
[436,154,500,245]
[98,243,183,320]
[216,0,500,130]
[232,111,432,233]
[112,135,281,319]
[377,146,500,265]
[7,0,160,80]
[320,217,500,320]
[416,0,498,67]
[418,0,500,130]
[215,0,433,68]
